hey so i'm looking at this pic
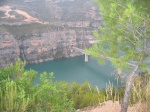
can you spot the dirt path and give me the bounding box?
[0,5,48,24]
[80,101,148,112]
[14,9,38,22]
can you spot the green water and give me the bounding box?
[25,55,117,88]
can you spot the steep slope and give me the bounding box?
[0,0,101,67]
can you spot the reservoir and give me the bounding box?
[25,55,117,88]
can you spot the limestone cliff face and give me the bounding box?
[0,0,100,67]
[0,33,20,68]
[20,30,92,63]
[0,30,93,67]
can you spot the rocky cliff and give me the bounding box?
[0,0,101,67]
[0,33,20,67]
[0,29,94,67]
[20,30,93,64]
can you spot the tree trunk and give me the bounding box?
[120,64,139,112]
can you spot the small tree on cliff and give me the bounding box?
[88,0,150,112]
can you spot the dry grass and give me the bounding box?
[80,73,150,112]
[80,100,150,112]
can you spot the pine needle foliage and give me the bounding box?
[88,0,150,111]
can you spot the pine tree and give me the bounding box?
[88,0,150,112]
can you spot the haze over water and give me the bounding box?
[25,55,117,88]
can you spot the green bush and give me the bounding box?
[0,78,32,112]
[0,60,74,112]
[56,80,125,109]
[67,81,102,109]
[0,59,130,111]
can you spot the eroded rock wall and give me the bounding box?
[0,33,20,68]
[0,30,93,67]
[20,30,92,63]
[0,0,100,67]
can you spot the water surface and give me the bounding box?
[25,55,117,88]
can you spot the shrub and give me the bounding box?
[67,81,102,109]
[0,60,75,112]
[0,78,30,112]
